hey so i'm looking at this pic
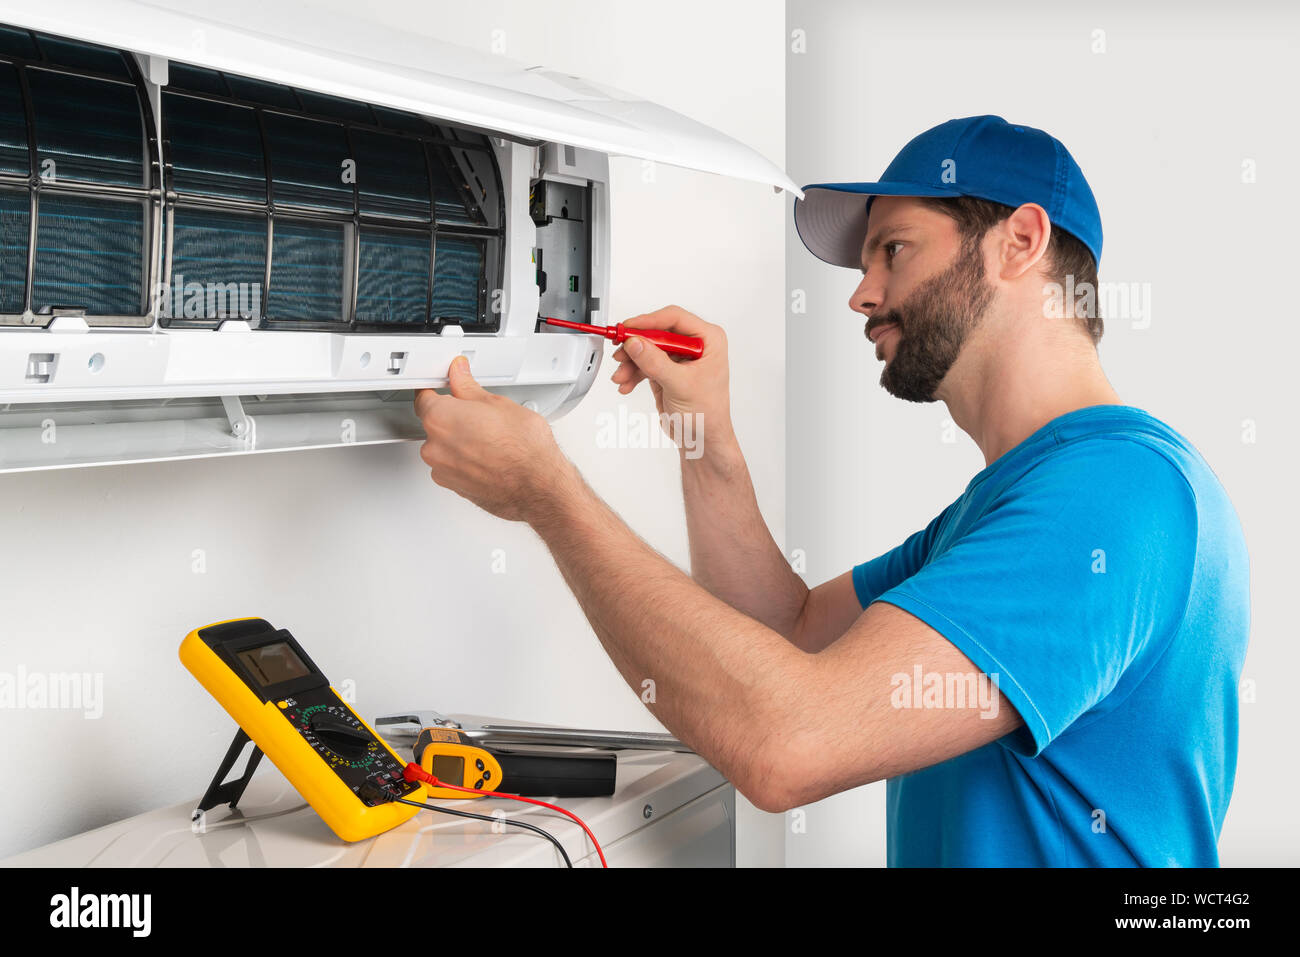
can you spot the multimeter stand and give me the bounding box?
[194,727,266,816]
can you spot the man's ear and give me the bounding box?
[995,203,1052,281]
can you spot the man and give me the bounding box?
[414,115,1250,866]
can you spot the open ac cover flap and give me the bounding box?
[0,0,798,473]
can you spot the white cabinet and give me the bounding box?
[1,743,734,868]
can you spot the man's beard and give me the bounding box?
[873,239,996,403]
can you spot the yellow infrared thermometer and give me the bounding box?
[413,726,505,799]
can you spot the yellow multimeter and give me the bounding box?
[414,727,505,799]
[180,617,426,842]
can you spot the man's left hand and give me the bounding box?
[414,356,572,523]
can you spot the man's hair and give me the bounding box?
[913,195,1104,346]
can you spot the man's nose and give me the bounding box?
[849,272,883,317]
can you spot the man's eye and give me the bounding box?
[885,241,904,260]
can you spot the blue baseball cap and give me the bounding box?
[793,115,1102,270]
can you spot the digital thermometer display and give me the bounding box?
[431,754,466,783]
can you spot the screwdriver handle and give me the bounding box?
[611,322,704,360]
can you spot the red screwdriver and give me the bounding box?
[542,316,704,360]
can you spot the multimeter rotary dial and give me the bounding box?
[298,704,380,766]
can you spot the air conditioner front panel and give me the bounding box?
[0,326,602,403]
[2,0,799,195]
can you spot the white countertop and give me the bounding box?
[2,718,730,868]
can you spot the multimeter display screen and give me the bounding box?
[431,754,465,783]
[237,641,311,689]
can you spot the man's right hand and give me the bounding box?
[609,305,734,449]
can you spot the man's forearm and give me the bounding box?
[529,459,807,807]
[681,429,809,641]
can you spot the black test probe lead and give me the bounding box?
[391,796,573,868]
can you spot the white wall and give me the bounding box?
[0,0,788,864]
[785,0,1298,866]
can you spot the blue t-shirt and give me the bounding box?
[852,405,1250,867]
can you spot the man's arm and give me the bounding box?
[531,457,1023,813]
[680,431,804,635]
[607,307,861,652]
[680,431,859,652]
[790,571,864,654]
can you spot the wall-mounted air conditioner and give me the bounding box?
[0,1,797,472]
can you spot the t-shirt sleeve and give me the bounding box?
[852,501,957,608]
[871,439,1198,758]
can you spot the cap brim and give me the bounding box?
[793,182,963,268]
